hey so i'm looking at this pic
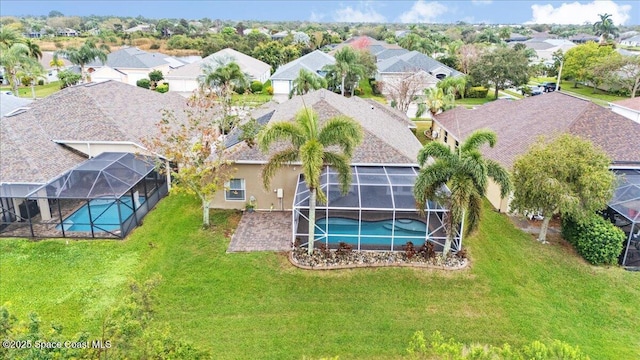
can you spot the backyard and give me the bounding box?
[0,194,638,358]
[1,80,63,98]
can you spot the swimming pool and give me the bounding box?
[314,217,427,246]
[57,197,145,232]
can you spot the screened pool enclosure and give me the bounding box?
[292,166,461,252]
[0,152,168,239]
[607,169,640,269]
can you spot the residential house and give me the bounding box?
[610,97,640,124]
[375,50,464,96]
[86,47,187,86]
[57,28,78,37]
[431,92,640,212]
[569,33,599,44]
[124,24,155,34]
[270,50,335,96]
[331,36,408,62]
[165,48,271,93]
[620,35,640,47]
[510,38,576,65]
[0,81,189,238]
[39,51,73,83]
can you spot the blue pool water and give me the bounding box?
[57,197,145,232]
[314,217,427,246]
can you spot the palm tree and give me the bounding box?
[437,76,467,99]
[258,107,363,255]
[50,53,65,70]
[593,13,619,44]
[17,62,45,99]
[198,59,249,133]
[0,43,40,96]
[290,68,326,98]
[24,39,42,60]
[0,27,21,48]
[416,87,455,118]
[323,46,364,96]
[414,130,511,256]
[55,40,108,83]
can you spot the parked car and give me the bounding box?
[521,85,543,96]
[530,85,543,96]
[540,82,560,92]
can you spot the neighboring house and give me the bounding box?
[610,97,640,124]
[431,92,640,212]
[57,28,78,37]
[332,36,408,62]
[270,50,335,96]
[39,51,73,83]
[375,50,463,96]
[620,35,640,47]
[511,39,576,65]
[124,24,154,34]
[505,33,530,42]
[243,27,270,36]
[213,88,422,211]
[86,47,187,86]
[165,48,270,93]
[569,34,599,44]
[0,93,32,117]
[25,31,43,38]
[0,81,189,238]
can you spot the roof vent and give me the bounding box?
[4,107,30,117]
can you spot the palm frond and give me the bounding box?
[460,129,497,153]
[414,159,454,212]
[323,152,352,194]
[465,192,483,234]
[261,148,299,191]
[486,159,512,198]
[318,116,363,157]
[295,108,319,139]
[417,142,455,166]
[257,122,305,153]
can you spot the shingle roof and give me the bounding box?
[433,92,640,169]
[270,50,335,81]
[377,51,463,77]
[224,110,275,148]
[611,97,640,111]
[374,48,410,61]
[1,81,189,183]
[0,93,32,117]
[87,47,168,69]
[166,48,270,80]
[227,89,422,165]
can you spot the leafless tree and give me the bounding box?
[379,71,431,114]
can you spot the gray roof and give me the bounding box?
[87,47,169,69]
[519,40,555,50]
[0,93,32,117]
[227,89,422,165]
[166,48,270,80]
[374,48,410,61]
[224,110,275,148]
[1,81,189,183]
[270,50,335,81]
[377,51,463,77]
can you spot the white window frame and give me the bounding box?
[225,178,246,201]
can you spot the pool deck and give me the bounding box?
[227,211,292,252]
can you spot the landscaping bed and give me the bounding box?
[290,243,468,270]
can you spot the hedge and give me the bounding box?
[561,215,625,266]
[466,86,489,98]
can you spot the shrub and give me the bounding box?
[57,70,81,89]
[265,85,273,95]
[136,78,151,89]
[149,43,160,50]
[156,83,169,93]
[466,86,489,98]
[37,79,44,86]
[354,87,363,96]
[250,80,263,93]
[234,85,246,95]
[562,215,625,265]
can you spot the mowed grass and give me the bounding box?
[530,77,628,107]
[1,195,639,359]
[1,81,63,98]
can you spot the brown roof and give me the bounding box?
[434,92,640,169]
[227,89,422,165]
[1,81,189,183]
[611,97,640,111]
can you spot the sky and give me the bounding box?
[1,0,638,25]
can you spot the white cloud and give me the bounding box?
[398,1,449,23]
[527,0,631,25]
[333,2,386,23]
[309,11,326,22]
[471,0,493,5]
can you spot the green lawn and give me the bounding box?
[530,77,628,107]
[413,120,432,145]
[1,195,638,359]
[357,78,387,103]
[1,81,63,98]
[455,94,496,108]
[231,92,273,106]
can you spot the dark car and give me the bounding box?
[541,82,560,92]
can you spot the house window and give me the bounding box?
[225,179,245,201]
[444,131,448,143]
[455,140,459,150]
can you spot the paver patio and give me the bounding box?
[227,211,292,252]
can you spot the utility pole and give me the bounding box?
[555,60,563,91]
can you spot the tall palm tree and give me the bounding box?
[0,27,21,48]
[593,13,619,44]
[0,43,40,96]
[24,39,42,60]
[414,130,511,256]
[258,107,363,255]
[323,46,363,96]
[290,68,326,98]
[55,40,108,83]
[17,61,45,99]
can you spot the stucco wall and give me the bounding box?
[64,142,150,158]
[272,80,291,95]
[211,163,300,210]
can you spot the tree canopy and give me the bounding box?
[510,134,615,243]
[563,42,615,88]
[468,47,529,100]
